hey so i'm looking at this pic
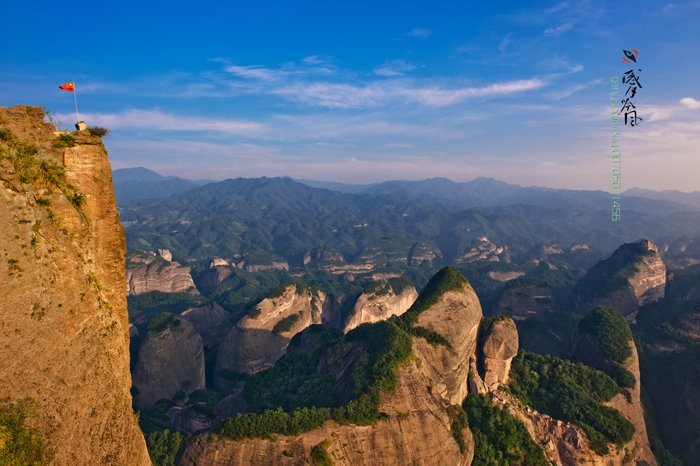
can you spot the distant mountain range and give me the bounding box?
[115,168,700,214]
[116,171,700,264]
[113,167,214,203]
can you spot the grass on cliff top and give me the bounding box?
[0,398,46,465]
[0,125,87,220]
[507,351,634,455]
[577,306,633,366]
[145,429,182,466]
[575,306,636,390]
[365,276,414,297]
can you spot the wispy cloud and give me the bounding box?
[549,78,603,100]
[58,109,265,135]
[225,65,282,81]
[543,23,573,36]
[406,28,432,38]
[374,59,417,77]
[272,78,546,108]
[498,34,511,53]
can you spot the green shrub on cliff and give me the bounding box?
[0,126,86,220]
[578,306,632,365]
[145,429,182,466]
[465,394,548,465]
[0,398,45,465]
[310,439,333,465]
[575,306,636,390]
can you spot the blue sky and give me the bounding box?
[1,0,699,190]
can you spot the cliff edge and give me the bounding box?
[0,105,150,464]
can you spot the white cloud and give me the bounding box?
[58,109,265,135]
[274,78,546,108]
[225,65,281,81]
[543,23,573,36]
[374,60,417,77]
[680,97,700,109]
[301,55,325,65]
[498,34,511,53]
[406,28,432,38]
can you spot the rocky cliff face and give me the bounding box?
[0,105,149,464]
[480,317,519,391]
[179,362,472,466]
[570,306,656,465]
[411,278,483,405]
[132,317,206,409]
[342,279,418,333]
[495,279,555,321]
[180,267,480,465]
[214,283,326,383]
[126,249,197,295]
[575,239,666,322]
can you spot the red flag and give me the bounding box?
[58,81,75,92]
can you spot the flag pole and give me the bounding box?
[73,83,80,123]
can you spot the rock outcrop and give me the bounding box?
[481,316,519,391]
[410,267,484,405]
[342,278,418,333]
[454,236,510,263]
[132,316,206,409]
[180,302,231,347]
[0,105,149,464]
[214,282,326,383]
[180,267,480,465]
[178,363,472,466]
[575,239,666,322]
[495,278,555,321]
[126,249,197,295]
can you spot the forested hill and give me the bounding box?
[118,176,700,263]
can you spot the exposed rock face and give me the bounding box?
[303,247,344,266]
[0,105,149,464]
[576,239,666,322]
[342,279,418,333]
[495,279,555,321]
[214,283,326,383]
[126,249,197,295]
[157,248,172,262]
[180,302,230,346]
[132,317,206,409]
[492,390,616,465]
[488,270,525,282]
[178,364,473,466]
[481,317,519,391]
[411,274,483,405]
[604,344,657,465]
[455,237,510,264]
[197,266,233,294]
[407,241,442,267]
[243,261,289,272]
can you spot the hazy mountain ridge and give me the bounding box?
[118,175,700,269]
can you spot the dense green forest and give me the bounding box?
[507,351,634,454]
[464,395,549,465]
